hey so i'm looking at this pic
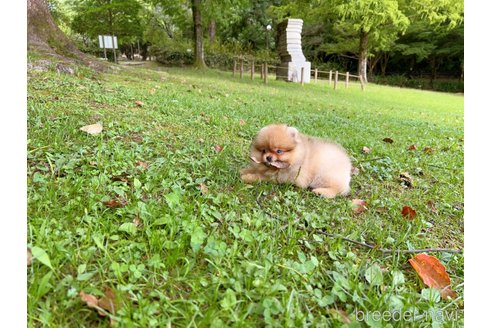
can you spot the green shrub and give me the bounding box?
[371,75,463,93]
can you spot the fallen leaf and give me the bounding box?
[409,253,457,299]
[351,199,367,214]
[135,160,148,169]
[399,172,413,188]
[199,183,209,195]
[427,201,438,214]
[98,287,118,315]
[80,123,103,135]
[214,144,223,153]
[351,166,360,176]
[401,206,417,220]
[328,308,351,324]
[79,291,99,309]
[27,248,32,266]
[103,199,126,208]
[423,147,434,154]
[408,144,417,151]
[362,146,371,154]
[239,119,246,126]
[133,217,142,227]
[382,137,394,144]
[197,138,205,143]
[134,100,144,107]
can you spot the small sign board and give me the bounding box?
[98,35,118,49]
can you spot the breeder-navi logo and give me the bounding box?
[355,307,463,324]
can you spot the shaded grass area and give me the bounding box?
[27,59,464,327]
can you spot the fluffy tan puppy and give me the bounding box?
[240,124,351,198]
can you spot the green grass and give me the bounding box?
[27,58,464,327]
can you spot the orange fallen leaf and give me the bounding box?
[401,206,417,220]
[382,137,394,144]
[351,199,367,214]
[134,100,144,107]
[362,146,371,154]
[103,199,126,208]
[80,123,103,135]
[239,119,246,126]
[408,144,417,151]
[409,253,457,299]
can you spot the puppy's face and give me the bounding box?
[249,124,301,169]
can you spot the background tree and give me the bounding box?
[28,0,104,70]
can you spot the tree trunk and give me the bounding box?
[358,30,369,84]
[208,20,216,46]
[191,0,206,68]
[27,0,104,69]
[380,52,389,77]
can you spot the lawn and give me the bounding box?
[27,57,464,327]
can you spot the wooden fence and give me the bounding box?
[232,58,365,91]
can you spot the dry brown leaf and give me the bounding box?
[408,144,417,151]
[427,201,438,214]
[134,100,144,107]
[135,161,148,169]
[103,199,126,208]
[199,183,209,195]
[362,146,371,154]
[27,248,32,266]
[328,308,351,324]
[409,253,457,299]
[382,137,394,144]
[98,287,119,315]
[401,206,417,220]
[423,147,434,154]
[79,291,99,309]
[133,217,142,227]
[239,119,246,126]
[214,144,223,153]
[399,172,413,188]
[351,199,367,214]
[80,123,103,135]
[351,166,360,176]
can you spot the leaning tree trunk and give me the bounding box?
[191,0,207,68]
[358,29,369,84]
[27,0,104,69]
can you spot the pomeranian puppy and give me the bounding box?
[240,124,351,198]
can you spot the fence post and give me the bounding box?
[359,75,365,91]
[240,58,244,78]
[329,70,333,86]
[334,71,338,90]
[233,60,236,77]
[264,63,268,84]
[345,72,349,89]
[301,67,305,85]
[251,61,254,80]
[314,68,318,83]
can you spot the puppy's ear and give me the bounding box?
[287,126,301,142]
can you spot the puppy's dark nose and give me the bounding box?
[266,156,273,162]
